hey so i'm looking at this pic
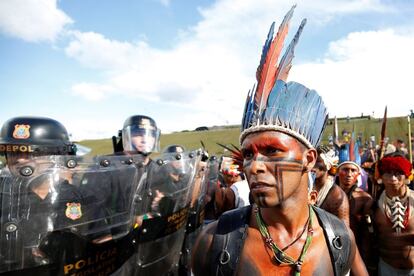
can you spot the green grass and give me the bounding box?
[78,116,414,156]
[322,116,413,145]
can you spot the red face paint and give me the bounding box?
[338,163,359,189]
[241,131,305,207]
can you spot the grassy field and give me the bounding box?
[78,116,414,156]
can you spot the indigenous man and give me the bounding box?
[312,146,349,225]
[215,157,250,216]
[374,153,414,275]
[192,6,364,276]
[337,158,373,261]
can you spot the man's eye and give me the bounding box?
[264,147,279,155]
[242,150,253,159]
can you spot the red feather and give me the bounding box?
[217,143,244,171]
[255,6,295,111]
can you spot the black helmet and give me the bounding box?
[162,144,186,154]
[122,115,160,154]
[0,116,76,155]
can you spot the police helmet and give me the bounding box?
[122,115,160,154]
[0,116,76,156]
[162,144,186,154]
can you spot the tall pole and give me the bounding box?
[373,106,387,199]
[408,116,412,164]
[333,116,339,148]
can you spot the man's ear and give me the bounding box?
[303,148,317,172]
[308,189,318,205]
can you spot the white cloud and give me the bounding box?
[158,0,171,7]
[65,30,251,112]
[62,0,407,139]
[290,29,414,118]
[65,31,153,70]
[60,117,122,141]
[0,0,72,42]
[71,82,115,101]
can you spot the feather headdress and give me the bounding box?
[240,5,328,148]
[338,124,361,171]
[217,142,243,171]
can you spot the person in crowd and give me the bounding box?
[0,116,109,273]
[312,146,349,225]
[214,157,250,216]
[337,155,373,269]
[115,114,161,164]
[374,153,414,275]
[192,6,366,275]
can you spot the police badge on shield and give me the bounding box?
[66,202,82,220]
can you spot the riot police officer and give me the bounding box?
[0,117,140,275]
[0,117,82,271]
[113,115,160,160]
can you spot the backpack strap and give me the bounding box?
[210,206,251,276]
[313,206,352,276]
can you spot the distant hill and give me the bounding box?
[78,116,413,156]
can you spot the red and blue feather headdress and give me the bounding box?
[240,5,328,149]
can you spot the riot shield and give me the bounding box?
[0,154,144,276]
[203,156,221,221]
[179,157,208,275]
[133,150,201,275]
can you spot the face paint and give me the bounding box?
[338,164,360,189]
[241,131,306,207]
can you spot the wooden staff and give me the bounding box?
[408,116,412,165]
[373,106,387,199]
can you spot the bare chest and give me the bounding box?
[375,209,414,267]
[237,228,334,276]
[375,209,414,243]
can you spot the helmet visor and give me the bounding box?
[122,125,160,154]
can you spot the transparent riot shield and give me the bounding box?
[203,156,221,222]
[179,157,208,275]
[133,150,201,275]
[0,154,144,276]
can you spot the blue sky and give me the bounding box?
[1,0,413,140]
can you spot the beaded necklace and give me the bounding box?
[255,205,314,276]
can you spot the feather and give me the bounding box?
[241,88,252,130]
[243,83,256,130]
[274,18,307,83]
[262,19,307,123]
[256,22,275,81]
[216,143,244,171]
[349,124,356,162]
[255,5,296,114]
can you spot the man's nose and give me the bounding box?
[389,174,399,180]
[249,158,266,175]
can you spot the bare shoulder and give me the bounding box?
[354,188,372,199]
[330,184,348,200]
[191,221,218,276]
[354,188,374,206]
[321,185,350,225]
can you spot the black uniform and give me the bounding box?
[0,174,107,272]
